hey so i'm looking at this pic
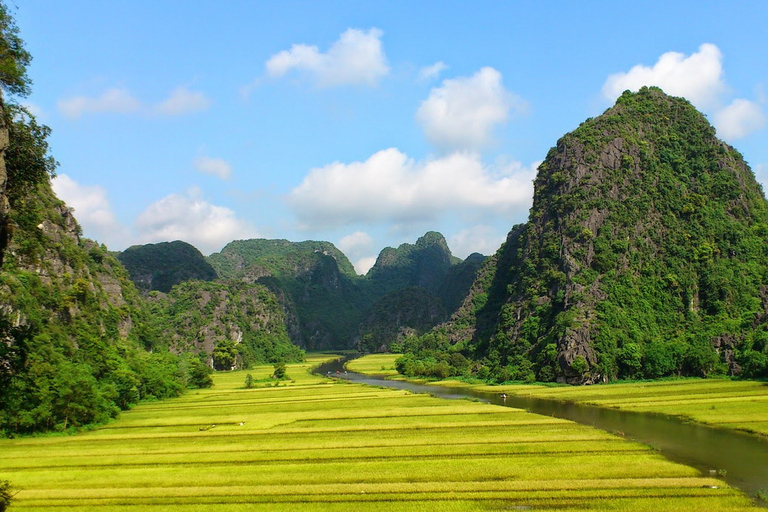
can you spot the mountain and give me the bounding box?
[117,241,217,293]
[401,87,768,383]
[358,233,485,351]
[208,239,365,350]
[0,179,206,434]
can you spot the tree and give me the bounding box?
[244,373,254,389]
[0,479,14,512]
[272,362,286,379]
[0,1,31,99]
[3,103,58,204]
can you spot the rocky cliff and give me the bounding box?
[405,87,768,383]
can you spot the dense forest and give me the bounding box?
[397,87,768,384]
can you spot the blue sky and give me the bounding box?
[11,1,768,273]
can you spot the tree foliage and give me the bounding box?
[0,1,31,98]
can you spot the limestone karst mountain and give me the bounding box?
[400,87,768,383]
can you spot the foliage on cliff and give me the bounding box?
[0,6,203,436]
[400,87,768,384]
[117,240,217,293]
[147,279,303,369]
[357,233,485,351]
[208,239,366,349]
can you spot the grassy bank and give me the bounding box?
[0,354,761,511]
[352,354,768,438]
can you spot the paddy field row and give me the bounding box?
[0,355,761,511]
[350,355,768,437]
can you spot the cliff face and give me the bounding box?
[433,87,768,383]
[208,239,363,350]
[0,180,175,433]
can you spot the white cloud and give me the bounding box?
[337,231,375,274]
[448,225,506,259]
[603,43,767,140]
[265,28,389,87]
[58,87,142,119]
[58,86,210,119]
[417,61,448,82]
[288,148,535,230]
[194,156,232,180]
[155,86,211,116]
[135,188,259,255]
[416,67,524,151]
[338,231,373,254]
[50,174,128,246]
[354,257,377,275]
[714,99,766,141]
[602,43,725,108]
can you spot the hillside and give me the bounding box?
[208,239,365,349]
[117,241,216,293]
[400,87,768,383]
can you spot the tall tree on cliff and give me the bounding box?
[0,0,33,263]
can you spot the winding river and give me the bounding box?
[317,357,768,503]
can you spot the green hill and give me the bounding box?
[117,241,217,293]
[400,87,768,383]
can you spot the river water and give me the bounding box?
[316,358,768,503]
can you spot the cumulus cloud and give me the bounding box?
[448,225,507,259]
[714,99,766,141]
[135,188,259,254]
[194,155,232,180]
[51,174,128,246]
[602,43,725,108]
[58,87,142,119]
[155,86,211,116]
[58,86,210,119]
[417,61,448,82]
[288,148,535,230]
[265,28,389,87]
[603,43,767,140]
[337,231,376,274]
[353,257,377,275]
[338,231,373,254]
[416,67,524,151]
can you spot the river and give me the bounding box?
[316,357,768,504]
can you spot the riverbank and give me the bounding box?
[348,354,768,438]
[2,353,761,511]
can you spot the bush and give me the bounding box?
[0,480,14,512]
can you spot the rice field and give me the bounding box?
[0,354,762,511]
[354,354,768,438]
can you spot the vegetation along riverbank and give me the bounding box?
[0,354,763,511]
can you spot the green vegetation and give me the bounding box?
[146,279,304,368]
[0,479,13,512]
[483,378,768,438]
[200,233,483,352]
[117,241,217,293]
[356,354,768,438]
[0,355,761,511]
[346,354,401,376]
[400,87,768,384]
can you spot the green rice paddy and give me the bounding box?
[356,354,768,438]
[1,354,761,511]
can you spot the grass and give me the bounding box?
[355,354,768,438]
[346,354,400,376]
[0,353,762,511]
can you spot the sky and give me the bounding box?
[9,1,768,274]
